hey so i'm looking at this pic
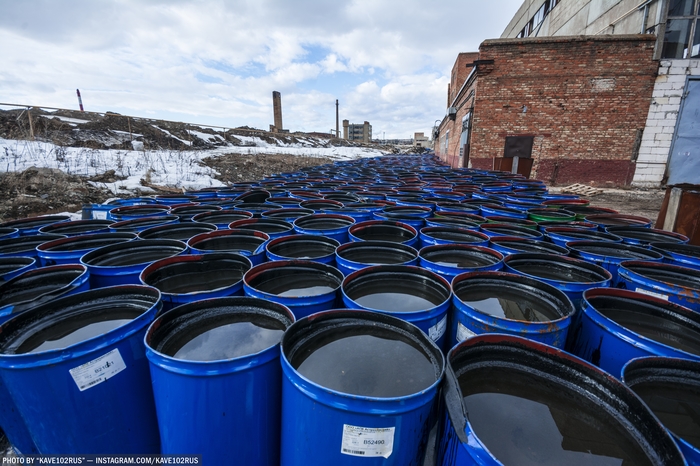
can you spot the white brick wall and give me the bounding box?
[632,58,700,187]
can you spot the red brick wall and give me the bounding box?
[449,52,479,105]
[468,35,657,186]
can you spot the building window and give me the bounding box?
[662,0,700,58]
[517,0,557,38]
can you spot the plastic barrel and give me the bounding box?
[450,271,575,349]
[154,194,198,205]
[536,220,598,232]
[419,245,503,282]
[138,222,216,241]
[373,206,432,230]
[293,214,355,243]
[36,232,137,267]
[191,209,253,229]
[341,265,452,350]
[0,234,65,260]
[617,260,700,312]
[261,208,314,223]
[479,223,544,240]
[335,241,418,276]
[419,226,490,249]
[489,236,569,256]
[244,260,343,319]
[504,253,612,308]
[0,285,162,454]
[0,228,19,240]
[605,226,689,246]
[280,309,444,466]
[170,205,221,222]
[140,253,252,312]
[545,226,622,247]
[145,297,294,465]
[187,228,270,265]
[108,204,170,221]
[437,334,685,465]
[348,220,418,247]
[0,257,36,284]
[108,215,180,233]
[0,264,90,325]
[567,241,664,286]
[567,288,700,378]
[0,215,71,236]
[479,204,528,219]
[229,218,294,239]
[650,242,700,271]
[566,205,618,220]
[265,234,340,265]
[526,208,577,223]
[622,357,700,464]
[37,219,114,237]
[424,217,480,230]
[585,214,653,231]
[81,239,187,288]
[484,215,538,229]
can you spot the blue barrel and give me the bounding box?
[108,204,170,221]
[504,253,611,308]
[479,204,527,219]
[0,234,65,260]
[585,213,653,231]
[484,216,538,229]
[37,219,114,237]
[0,228,19,240]
[0,215,71,236]
[335,241,418,275]
[229,218,294,239]
[244,260,343,319]
[81,239,187,288]
[434,203,480,215]
[293,214,355,243]
[138,222,216,241]
[267,197,302,206]
[545,226,622,247]
[170,205,221,222]
[348,220,418,247]
[437,334,685,465]
[261,207,314,223]
[424,216,480,230]
[435,211,487,225]
[235,189,271,204]
[479,223,544,240]
[109,215,180,233]
[606,226,689,246]
[140,253,251,312]
[188,229,269,265]
[0,257,36,284]
[536,220,598,232]
[373,206,431,230]
[650,242,700,270]
[489,236,569,256]
[266,234,340,265]
[567,288,700,378]
[419,245,502,282]
[280,309,444,466]
[320,207,373,222]
[154,194,198,205]
[36,232,137,266]
[622,357,700,464]
[0,285,162,454]
[567,241,664,286]
[617,260,700,312]
[419,226,489,248]
[234,202,282,217]
[450,271,575,349]
[0,264,90,325]
[341,265,452,350]
[299,199,344,212]
[192,209,253,228]
[145,296,294,465]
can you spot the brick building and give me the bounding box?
[435,35,658,186]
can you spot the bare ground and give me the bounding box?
[550,187,666,224]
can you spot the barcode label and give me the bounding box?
[456,322,477,342]
[635,287,669,301]
[340,424,395,458]
[69,348,126,392]
[429,315,447,341]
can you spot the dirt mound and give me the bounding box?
[201,153,335,184]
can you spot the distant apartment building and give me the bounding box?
[414,132,430,148]
[342,120,372,143]
[500,0,700,187]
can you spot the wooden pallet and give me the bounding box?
[561,183,603,196]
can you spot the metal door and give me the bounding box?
[668,77,700,185]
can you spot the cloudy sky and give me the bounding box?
[0,1,522,139]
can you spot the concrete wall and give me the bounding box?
[633,59,700,186]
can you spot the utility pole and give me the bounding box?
[335,99,339,138]
[76,89,84,111]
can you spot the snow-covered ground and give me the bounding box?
[0,137,387,195]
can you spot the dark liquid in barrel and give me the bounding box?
[18,311,137,354]
[151,268,244,294]
[356,292,436,312]
[598,308,700,356]
[294,330,436,397]
[460,367,653,466]
[171,320,285,361]
[511,261,603,283]
[460,289,560,322]
[278,285,335,297]
[632,381,700,449]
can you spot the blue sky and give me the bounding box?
[0,0,523,139]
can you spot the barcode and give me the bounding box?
[342,449,365,455]
[81,378,102,389]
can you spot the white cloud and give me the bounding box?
[0,0,523,138]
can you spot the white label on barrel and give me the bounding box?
[341,424,395,458]
[635,287,669,301]
[429,315,447,341]
[93,211,107,220]
[69,348,127,392]
[456,322,477,342]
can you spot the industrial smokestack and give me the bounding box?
[272,91,283,132]
[335,99,339,138]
